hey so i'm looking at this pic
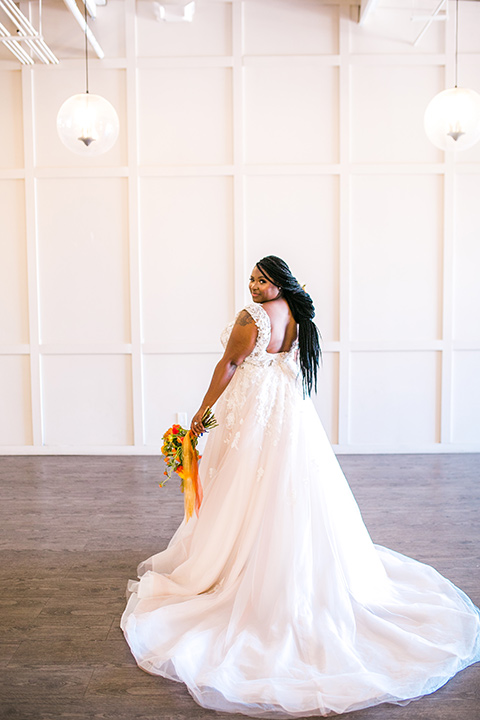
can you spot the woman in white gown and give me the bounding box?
[121,256,480,717]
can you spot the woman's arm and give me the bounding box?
[190,310,257,435]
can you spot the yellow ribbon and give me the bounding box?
[180,431,203,522]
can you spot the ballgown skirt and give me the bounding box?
[121,307,480,717]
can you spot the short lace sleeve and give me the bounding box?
[220,302,271,356]
[242,303,271,357]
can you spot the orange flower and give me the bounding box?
[160,408,216,522]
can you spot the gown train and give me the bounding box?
[121,302,480,717]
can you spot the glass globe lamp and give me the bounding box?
[57,93,119,156]
[424,87,480,152]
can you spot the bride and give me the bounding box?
[121,255,480,717]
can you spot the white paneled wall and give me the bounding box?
[454,175,480,341]
[36,178,131,345]
[1,0,479,454]
[349,351,440,446]
[138,68,233,166]
[0,355,32,445]
[350,65,444,164]
[0,181,29,345]
[0,71,24,166]
[42,354,133,445]
[244,65,339,164]
[350,174,443,342]
[140,176,234,348]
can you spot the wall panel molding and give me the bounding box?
[1,0,479,454]
[21,66,42,447]
[125,0,145,447]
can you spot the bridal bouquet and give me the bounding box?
[160,408,218,522]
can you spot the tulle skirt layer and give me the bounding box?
[121,359,480,717]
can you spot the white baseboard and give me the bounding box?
[333,444,480,454]
[0,444,479,456]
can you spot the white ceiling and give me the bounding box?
[0,0,478,64]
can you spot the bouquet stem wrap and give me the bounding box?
[180,430,203,522]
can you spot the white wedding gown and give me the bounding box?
[121,302,480,717]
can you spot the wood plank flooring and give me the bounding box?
[0,455,479,720]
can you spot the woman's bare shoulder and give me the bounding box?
[262,298,291,320]
[235,309,256,326]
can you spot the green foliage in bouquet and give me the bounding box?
[160,407,218,487]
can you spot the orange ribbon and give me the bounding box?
[180,431,203,522]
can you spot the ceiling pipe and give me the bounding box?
[0,0,58,63]
[0,20,34,64]
[83,0,97,19]
[62,0,104,59]
[413,0,448,47]
[358,0,380,25]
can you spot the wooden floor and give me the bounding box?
[0,454,479,720]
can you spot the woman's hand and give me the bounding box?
[190,408,207,437]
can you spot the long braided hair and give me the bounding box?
[256,255,321,396]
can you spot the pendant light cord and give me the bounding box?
[84,0,89,94]
[455,0,459,88]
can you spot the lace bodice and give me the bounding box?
[220,302,298,366]
[218,302,301,448]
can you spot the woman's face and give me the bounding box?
[249,266,280,303]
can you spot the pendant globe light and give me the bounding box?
[56,2,119,156]
[424,0,480,152]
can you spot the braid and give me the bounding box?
[256,255,322,396]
